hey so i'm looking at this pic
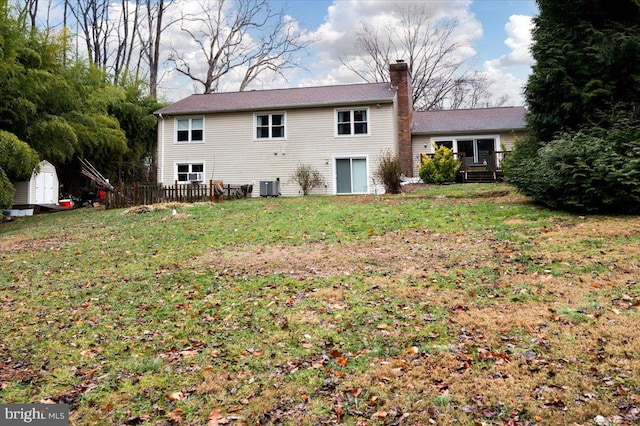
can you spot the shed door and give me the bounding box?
[35,172,54,204]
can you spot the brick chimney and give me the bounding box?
[389,60,414,177]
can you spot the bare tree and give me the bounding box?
[66,0,112,68]
[138,0,177,99]
[342,3,504,110]
[110,0,141,85]
[446,72,509,110]
[65,0,142,84]
[168,0,311,94]
[23,0,38,29]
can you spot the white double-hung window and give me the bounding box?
[336,108,369,136]
[176,117,204,143]
[255,113,286,140]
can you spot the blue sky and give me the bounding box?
[155,0,539,105]
[469,0,537,67]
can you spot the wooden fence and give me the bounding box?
[106,180,250,209]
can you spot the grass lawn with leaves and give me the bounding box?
[1,183,639,425]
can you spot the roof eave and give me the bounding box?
[412,127,526,136]
[154,98,395,116]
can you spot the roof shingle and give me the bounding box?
[412,106,526,134]
[155,82,396,115]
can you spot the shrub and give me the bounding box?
[374,150,403,194]
[419,145,459,184]
[505,118,640,213]
[0,130,40,180]
[290,163,325,195]
[0,168,15,210]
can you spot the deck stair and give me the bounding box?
[464,171,498,183]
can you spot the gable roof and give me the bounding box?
[155,82,396,115]
[412,106,527,135]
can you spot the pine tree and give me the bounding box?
[505,0,640,213]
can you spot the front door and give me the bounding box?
[336,158,367,194]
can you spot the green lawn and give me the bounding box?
[1,183,639,425]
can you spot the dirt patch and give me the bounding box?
[0,357,39,389]
[0,235,76,253]
[202,228,505,281]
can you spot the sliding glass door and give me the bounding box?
[336,158,368,194]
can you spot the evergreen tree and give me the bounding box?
[506,0,640,213]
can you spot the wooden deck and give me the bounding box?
[422,151,509,183]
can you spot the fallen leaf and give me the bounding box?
[336,356,348,367]
[207,408,229,425]
[372,410,387,419]
[406,346,419,354]
[168,408,183,423]
[168,391,184,401]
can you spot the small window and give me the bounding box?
[177,163,204,183]
[255,113,286,140]
[176,117,204,143]
[336,109,369,136]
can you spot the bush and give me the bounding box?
[0,168,15,210]
[290,163,325,195]
[374,150,403,194]
[505,118,640,213]
[419,145,459,184]
[0,130,40,180]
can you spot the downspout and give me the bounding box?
[158,113,165,183]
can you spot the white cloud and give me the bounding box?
[482,14,535,106]
[300,0,483,87]
[494,15,534,68]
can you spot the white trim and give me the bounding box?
[253,111,287,141]
[174,116,205,144]
[160,116,165,183]
[429,134,500,155]
[334,107,371,138]
[174,162,206,184]
[429,135,501,167]
[427,135,501,157]
[333,155,370,194]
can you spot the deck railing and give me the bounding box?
[420,151,511,173]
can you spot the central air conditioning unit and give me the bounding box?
[259,180,279,197]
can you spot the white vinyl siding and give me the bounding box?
[158,104,396,196]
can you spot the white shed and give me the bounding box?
[12,160,59,206]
